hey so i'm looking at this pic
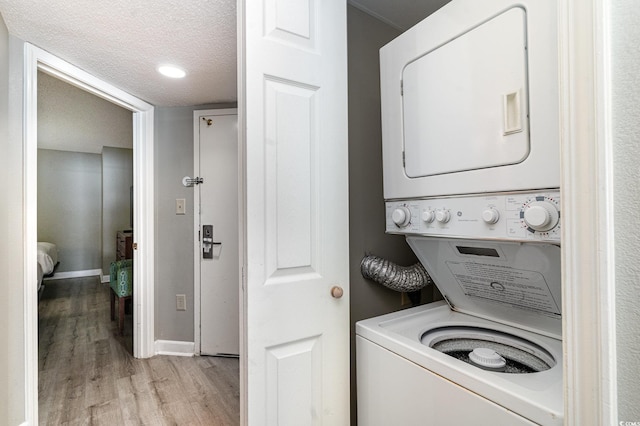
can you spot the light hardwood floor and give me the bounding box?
[38,276,240,425]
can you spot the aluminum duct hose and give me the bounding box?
[360,255,432,292]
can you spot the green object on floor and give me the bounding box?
[110,259,132,297]
[110,259,133,335]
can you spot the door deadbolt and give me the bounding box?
[202,225,222,259]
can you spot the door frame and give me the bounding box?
[559,0,616,423]
[23,43,155,424]
[192,108,239,355]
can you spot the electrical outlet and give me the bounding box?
[400,292,411,306]
[176,198,186,215]
[176,294,187,311]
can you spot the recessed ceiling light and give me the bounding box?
[158,65,186,79]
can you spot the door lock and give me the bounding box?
[202,225,222,259]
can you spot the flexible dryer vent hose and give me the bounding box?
[360,255,432,292]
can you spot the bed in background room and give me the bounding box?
[37,242,59,296]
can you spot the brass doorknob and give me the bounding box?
[330,286,344,299]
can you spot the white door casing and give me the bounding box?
[193,109,240,356]
[240,0,350,424]
[23,43,155,425]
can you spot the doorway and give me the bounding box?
[192,109,240,356]
[23,43,155,424]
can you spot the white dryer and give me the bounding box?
[380,0,560,199]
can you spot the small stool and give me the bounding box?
[110,259,133,335]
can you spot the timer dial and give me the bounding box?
[523,201,559,232]
[391,206,411,227]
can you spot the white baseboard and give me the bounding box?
[43,269,102,281]
[101,274,110,283]
[154,340,195,357]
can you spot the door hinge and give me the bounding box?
[198,230,201,242]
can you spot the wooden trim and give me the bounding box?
[23,41,39,426]
[23,43,156,425]
[558,0,617,424]
[237,1,248,424]
[43,269,103,280]
[154,340,196,357]
[193,110,201,355]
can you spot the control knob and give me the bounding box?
[482,208,500,224]
[421,210,435,223]
[523,201,560,232]
[435,209,451,223]
[391,206,411,227]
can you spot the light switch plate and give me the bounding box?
[176,198,186,215]
[176,294,187,311]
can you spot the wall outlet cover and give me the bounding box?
[176,198,186,215]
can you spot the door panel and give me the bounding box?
[242,0,349,423]
[197,110,239,356]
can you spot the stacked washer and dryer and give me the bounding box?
[356,1,563,425]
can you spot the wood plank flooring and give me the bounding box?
[38,276,240,425]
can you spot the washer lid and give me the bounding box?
[406,237,562,339]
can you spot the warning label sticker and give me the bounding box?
[445,261,561,316]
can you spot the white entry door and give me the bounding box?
[241,0,350,423]
[194,109,239,356]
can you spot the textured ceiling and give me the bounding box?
[348,0,451,31]
[0,0,446,107]
[0,0,236,106]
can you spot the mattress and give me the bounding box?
[37,242,59,275]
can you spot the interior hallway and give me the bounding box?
[38,276,239,425]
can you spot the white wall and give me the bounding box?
[2,33,26,425]
[0,12,11,424]
[611,0,640,420]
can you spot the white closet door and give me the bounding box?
[241,0,350,423]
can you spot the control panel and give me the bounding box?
[386,191,561,242]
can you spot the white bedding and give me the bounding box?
[37,242,59,275]
[37,261,44,292]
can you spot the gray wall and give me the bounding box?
[37,71,134,275]
[154,103,234,342]
[102,147,133,273]
[38,149,103,272]
[347,6,437,425]
[612,0,640,420]
[38,71,133,154]
[3,33,26,425]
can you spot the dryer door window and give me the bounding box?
[402,7,529,178]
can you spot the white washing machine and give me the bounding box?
[356,215,563,425]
